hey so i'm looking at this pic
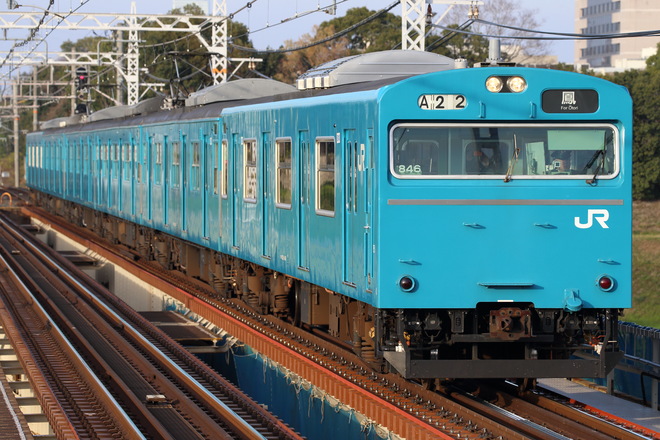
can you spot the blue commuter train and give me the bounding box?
[26,51,632,379]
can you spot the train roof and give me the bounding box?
[184,78,297,107]
[296,50,456,90]
[33,50,461,135]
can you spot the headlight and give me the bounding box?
[507,76,527,93]
[485,76,504,93]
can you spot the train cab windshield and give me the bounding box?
[390,123,618,180]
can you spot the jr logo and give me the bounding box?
[574,209,610,229]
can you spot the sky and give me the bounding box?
[0,0,576,80]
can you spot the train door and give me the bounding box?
[108,143,114,209]
[147,134,153,222]
[163,135,169,226]
[261,132,270,258]
[342,129,365,287]
[92,139,98,207]
[181,133,188,232]
[131,135,137,217]
[231,133,239,248]
[221,138,228,242]
[203,133,210,239]
[297,130,310,270]
[86,137,92,203]
[101,142,107,208]
[118,142,124,212]
[365,130,374,291]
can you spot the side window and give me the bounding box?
[243,139,257,202]
[112,144,118,179]
[221,140,228,198]
[316,138,335,216]
[213,141,219,194]
[192,141,201,191]
[276,138,292,208]
[155,141,162,185]
[172,141,180,187]
[123,143,131,181]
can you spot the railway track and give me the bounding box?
[0,207,302,440]
[18,203,657,440]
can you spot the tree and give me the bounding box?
[611,43,660,200]
[137,4,257,98]
[426,24,489,66]
[434,0,549,63]
[318,7,401,53]
[272,25,351,84]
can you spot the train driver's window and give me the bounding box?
[391,126,447,177]
[464,141,505,175]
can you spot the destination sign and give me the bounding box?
[542,89,599,113]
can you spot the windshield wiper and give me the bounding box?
[504,134,519,183]
[583,149,604,174]
[586,151,604,185]
[585,132,612,185]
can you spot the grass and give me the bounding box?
[624,201,660,328]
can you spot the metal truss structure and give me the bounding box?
[402,0,482,51]
[0,0,257,105]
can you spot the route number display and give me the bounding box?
[418,94,467,110]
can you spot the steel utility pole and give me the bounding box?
[0,1,256,105]
[402,0,483,51]
[12,81,18,187]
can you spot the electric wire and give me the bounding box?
[229,0,399,54]
[431,19,660,41]
[0,0,93,78]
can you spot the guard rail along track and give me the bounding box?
[0,209,303,440]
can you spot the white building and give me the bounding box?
[575,0,660,70]
[172,0,209,14]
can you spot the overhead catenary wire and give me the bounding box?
[0,0,94,78]
[229,0,399,54]
[431,18,660,41]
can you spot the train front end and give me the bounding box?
[376,67,632,379]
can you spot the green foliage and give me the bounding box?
[318,7,400,53]
[610,43,660,201]
[624,201,660,327]
[139,4,255,96]
[426,24,489,66]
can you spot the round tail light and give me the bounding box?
[597,275,615,291]
[399,276,416,292]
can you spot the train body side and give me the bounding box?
[25,63,633,379]
[218,91,379,304]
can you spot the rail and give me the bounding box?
[0,210,301,439]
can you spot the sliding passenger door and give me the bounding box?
[342,129,365,287]
[203,133,211,240]
[297,130,310,270]
[261,132,271,258]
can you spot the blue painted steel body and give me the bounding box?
[376,67,632,310]
[25,62,632,379]
[25,67,632,313]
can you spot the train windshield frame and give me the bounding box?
[389,123,619,180]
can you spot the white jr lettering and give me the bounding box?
[574,209,610,229]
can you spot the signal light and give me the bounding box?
[75,67,88,91]
[597,275,615,291]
